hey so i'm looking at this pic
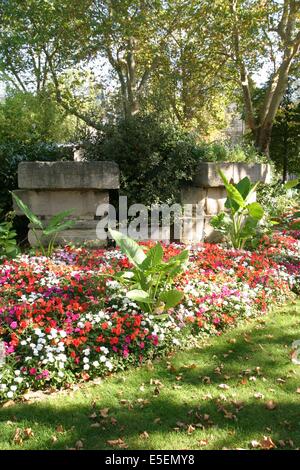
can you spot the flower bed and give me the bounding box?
[0,231,299,403]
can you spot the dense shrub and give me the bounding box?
[83,116,202,206]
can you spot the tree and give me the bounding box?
[226,0,300,155]
[269,80,300,179]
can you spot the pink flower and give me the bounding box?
[10,321,18,329]
[29,368,37,375]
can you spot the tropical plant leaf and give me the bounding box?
[126,289,152,303]
[109,229,146,267]
[236,177,251,198]
[140,243,164,270]
[11,192,43,229]
[43,219,75,236]
[47,210,75,228]
[247,202,264,220]
[284,179,299,190]
[159,289,184,309]
[218,170,245,209]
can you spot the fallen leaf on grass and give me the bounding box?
[106,438,128,449]
[254,392,264,399]
[24,428,34,438]
[250,440,260,448]
[202,376,211,384]
[265,400,277,410]
[13,428,23,445]
[187,425,195,434]
[260,436,276,450]
[183,363,197,369]
[89,412,97,419]
[75,440,84,450]
[139,431,149,440]
[2,400,15,408]
[90,423,101,428]
[56,425,64,433]
[100,408,109,418]
[219,383,230,390]
[51,435,58,443]
[198,439,208,446]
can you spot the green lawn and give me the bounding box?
[1,300,300,450]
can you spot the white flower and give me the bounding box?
[10,385,17,391]
[50,328,57,338]
[58,371,64,378]
[92,361,100,368]
[15,370,20,376]
[100,355,107,363]
[59,330,67,338]
[7,391,14,398]
[83,348,90,356]
[83,357,89,364]
[105,361,113,371]
[83,364,90,370]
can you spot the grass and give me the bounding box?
[0,300,300,450]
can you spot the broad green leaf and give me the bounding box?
[47,210,75,228]
[11,192,43,229]
[109,229,146,267]
[239,217,259,239]
[247,202,264,220]
[43,219,75,236]
[284,179,299,190]
[140,243,164,270]
[126,289,152,303]
[225,184,245,209]
[159,289,184,309]
[236,177,251,198]
[218,170,245,209]
[120,271,135,279]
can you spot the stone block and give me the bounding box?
[13,189,109,218]
[28,228,106,247]
[181,186,205,208]
[205,187,227,214]
[18,161,119,190]
[193,162,272,187]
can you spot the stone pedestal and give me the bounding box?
[13,161,119,246]
[181,162,271,243]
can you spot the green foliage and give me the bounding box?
[257,181,300,220]
[211,170,265,250]
[269,85,300,177]
[83,116,202,206]
[0,91,75,144]
[198,141,267,164]
[0,214,18,261]
[11,193,75,257]
[109,229,188,314]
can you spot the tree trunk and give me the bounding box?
[254,124,273,156]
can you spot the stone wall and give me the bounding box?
[181,162,271,243]
[13,161,119,246]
